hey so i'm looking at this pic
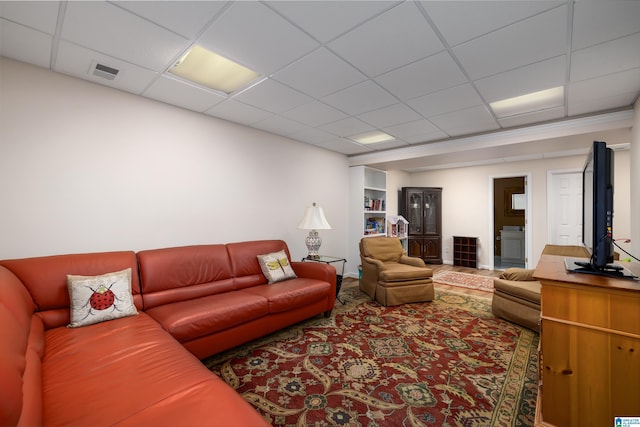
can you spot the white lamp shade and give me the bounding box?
[297,203,331,230]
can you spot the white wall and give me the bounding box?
[631,98,640,258]
[409,151,632,268]
[0,58,350,260]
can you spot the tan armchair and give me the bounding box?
[359,237,434,306]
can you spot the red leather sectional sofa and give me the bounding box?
[1,240,336,426]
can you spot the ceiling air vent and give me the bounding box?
[90,61,119,81]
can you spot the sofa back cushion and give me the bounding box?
[137,245,235,310]
[0,265,43,427]
[0,251,140,329]
[226,240,291,289]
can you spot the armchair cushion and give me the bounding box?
[360,237,403,262]
[379,263,433,282]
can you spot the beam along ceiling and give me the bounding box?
[1,1,639,171]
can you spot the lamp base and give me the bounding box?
[305,230,322,259]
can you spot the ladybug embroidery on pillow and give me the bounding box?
[80,281,124,320]
[89,284,116,310]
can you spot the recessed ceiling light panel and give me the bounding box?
[490,87,564,118]
[169,45,260,94]
[349,131,396,144]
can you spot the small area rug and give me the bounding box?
[432,271,495,292]
[203,284,538,427]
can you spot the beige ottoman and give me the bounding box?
[491,268,540,332]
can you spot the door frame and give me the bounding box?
[488,173,532,270]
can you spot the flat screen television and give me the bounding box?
[582,140,614,270]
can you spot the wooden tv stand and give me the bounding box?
[533,254,640,427]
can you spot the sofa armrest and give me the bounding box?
[291,261,337,283]
[398,255,426,268]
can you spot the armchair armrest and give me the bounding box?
[362,256,386,270]
[398,255,426,268]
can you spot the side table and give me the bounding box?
[301,255,347,304]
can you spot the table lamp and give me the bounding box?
[297,202,331,259]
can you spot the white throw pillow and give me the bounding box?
[257,250,297,284]
[67,268,138,328]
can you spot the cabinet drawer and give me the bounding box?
[541,282,640,336]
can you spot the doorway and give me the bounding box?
[492,176,528,270]
[547,169,582,245]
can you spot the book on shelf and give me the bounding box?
[364,197,385,211]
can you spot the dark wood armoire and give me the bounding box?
[400,187,442,264]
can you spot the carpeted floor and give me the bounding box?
[203,283,538,427]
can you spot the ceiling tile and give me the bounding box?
[422,1,563,46]
[233,79,312,114]
[272,48,366,98]
[251,115,307,136]
[407,84,483,118]
[572,1,640,50]
[113,1,226,40]
[311,138,371,155]
[383,119,443,140]
[319,117,374,138]
[205,99,272,126]
[428,105,499,136]
[375,51,467,100]
[453,5,567,80]
[0,19,52,68]
[268,1,397,43]
[570,33,640,83]
[143,75,225,113]
[289,128,338,145]
[281,101,348,127]
[328,2,443,77]
[357,103,421,128]
[474,56,566,103]
[197,1,318,75]
[0,1,60,34]
[61,2,189,71]
[321,80,397,116]
[569,68,640,115]
[54,41,159,94]
[497,106,565,128]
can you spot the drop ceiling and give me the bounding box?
[1,1,639,171]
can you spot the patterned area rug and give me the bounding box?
[203,285,538,427]
[432,271,495,292]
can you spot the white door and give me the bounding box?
[548,170,582,245]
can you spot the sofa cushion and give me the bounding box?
[226,240,291,288]
[499,268,535,281]
[0,251,140,329]
[379,262,433,282]
[493,278,541,304]
[41,313,269,426]
[67,268,138,327]
[144,291,269,342]
[137,244,236,310]
[257,250,297,283]
[240,278,330,313]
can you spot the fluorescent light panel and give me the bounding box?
[349,131,396,144]
[490,86,564,118]
[170,45,259,94]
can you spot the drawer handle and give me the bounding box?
[561,369,573,375]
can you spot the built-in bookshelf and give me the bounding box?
[349,166,387,275]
